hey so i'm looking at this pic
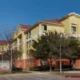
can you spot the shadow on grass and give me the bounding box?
[0,71,31,75]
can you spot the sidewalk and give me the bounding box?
[63,70,80,73]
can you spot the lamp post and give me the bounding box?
[10,48,12,72]
[10,40,13,72]
[60,34,63,74]
[60,42,62,74]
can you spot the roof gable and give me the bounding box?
[60,12,80,21]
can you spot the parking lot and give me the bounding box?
[0,72,80,80]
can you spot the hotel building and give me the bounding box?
[11,12,80,69]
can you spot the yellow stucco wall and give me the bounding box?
[11,13,80,61]
[31,25,39,37]
[12,25,27,59]
[44,24,64,33]
[11,22,66,60]
[61,15,80,34]
[0,44,8,55]
[61,18,70,34]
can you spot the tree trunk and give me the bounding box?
[69,59,72,70]
[72,59,76,70]
[49,58,52,72]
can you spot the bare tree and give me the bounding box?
[1,26,16,72]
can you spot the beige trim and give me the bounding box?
[40,21,64,26]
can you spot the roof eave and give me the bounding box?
[39,21,64,26]
[24,23,39,34]
[60,13,80,21]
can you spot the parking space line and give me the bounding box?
[4,76,12,80]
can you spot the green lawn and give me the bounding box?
[0,71,31,75]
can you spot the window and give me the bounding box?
[42,25,47,30]
[27,41,30,48]
[28,31,31,38]
[26,31,31,39]
[71,26,76,32]
[41,61,48,66]
[26,33,28,39]
[29,41,31,47]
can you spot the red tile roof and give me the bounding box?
[0,40,8,45]
[20,24,31,30]
[42,19,63,25]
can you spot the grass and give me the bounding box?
[0,71,31,75]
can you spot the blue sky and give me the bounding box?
[0,0,80,39]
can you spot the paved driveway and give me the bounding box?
[0,72,80,80]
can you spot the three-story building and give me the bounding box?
[12,12,80,69]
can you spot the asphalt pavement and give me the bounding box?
[0,72,80,80]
